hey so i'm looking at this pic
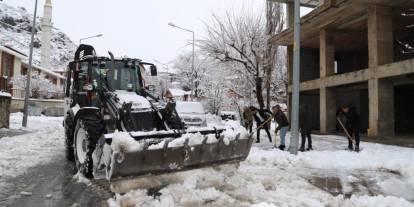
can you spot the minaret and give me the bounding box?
[40,0,53,69]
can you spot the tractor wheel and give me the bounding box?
[74,116,103,178]
[64,115,75,161]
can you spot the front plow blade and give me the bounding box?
[108,134,253,181]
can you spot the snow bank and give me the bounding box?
[343,195,413,207]
[109,133,414,207]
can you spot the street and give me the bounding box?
[1,114,413,207]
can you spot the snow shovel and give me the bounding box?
[336,117,356,147]
[249,115,274,138]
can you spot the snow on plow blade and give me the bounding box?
[107,131,253,181]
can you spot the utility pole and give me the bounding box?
[22,0,39,127]
[288,0,301,155]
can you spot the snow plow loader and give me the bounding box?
[63,45,253,184]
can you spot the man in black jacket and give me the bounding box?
[341,105,361,152]
[299,104,313,152]
[272,105,289,150]
[250,107,273,143]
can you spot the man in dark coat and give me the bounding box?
[242,107,253,133]
[341,105,361,152]
[250,107,273,143]
[299,105,313,152]
[272,105,289,150]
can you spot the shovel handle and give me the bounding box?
[249,115,274,137]
[336,117,356,146]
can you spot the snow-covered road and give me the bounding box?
[1,114,414,207]
[110,135,414,207]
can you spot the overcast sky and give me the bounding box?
[5,0,311,65]
[4,0,265,64]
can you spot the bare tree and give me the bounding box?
[265,1,284,108]
[199,4,284,109]
[198,9,267,108]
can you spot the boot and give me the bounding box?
[348,145,354,151]
[299,146,305,152]
[307,146,313,151]
[256,140,260,143]
[354,146,360,152]
[278,145,285,151]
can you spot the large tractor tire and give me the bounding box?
[74,115,104,178]
[64,114,75,161]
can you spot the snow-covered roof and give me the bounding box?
[0,44,64,79]
[0,45,26,59]
[168,88,191,97]
[220,111,237,115]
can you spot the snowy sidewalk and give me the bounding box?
[0,113,65,193]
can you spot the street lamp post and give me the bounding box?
[22,0,39,127]
[288,0,301,155]
[79,34,103,44]
[168,22,195,96]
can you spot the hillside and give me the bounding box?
[0,3,77,71]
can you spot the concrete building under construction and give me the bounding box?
[271,0,414,137]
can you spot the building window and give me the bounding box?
[21,66,28,75]
[1,52,14,77]
[1,52,14,91]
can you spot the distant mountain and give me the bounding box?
[0,3,77,71]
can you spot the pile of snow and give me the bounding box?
[0,3,76,69]
[111,131,144,153]
[109,130,414,207]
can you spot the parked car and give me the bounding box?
[176,101,207,127]
[220,111,237,121]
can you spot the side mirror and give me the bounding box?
[150,65,157,76]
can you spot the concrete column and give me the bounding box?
[320,87,336,134]
[287,93,292,122]
[319,29,336,134]
[367,4,394,137]
[286,3,294,27]
[368,79,394,137]
[286,2,294,85]
[320,29,335,78]
[368,4,393,67]
[287,46,294,85]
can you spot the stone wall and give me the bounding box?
[0,94,11,128]
[11,98,64,116]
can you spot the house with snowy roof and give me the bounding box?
[0,45,65,99]
[165,88,192,101]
